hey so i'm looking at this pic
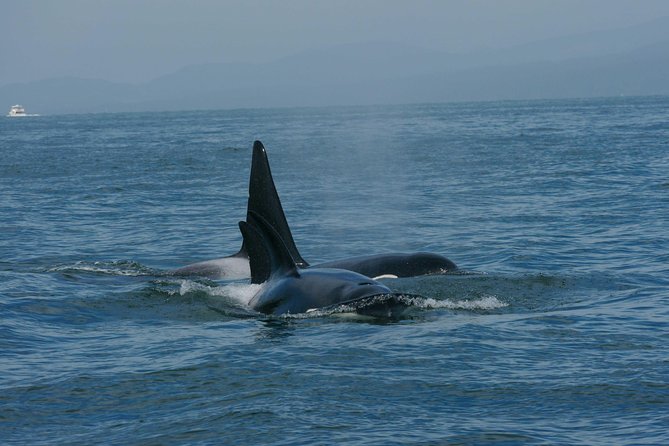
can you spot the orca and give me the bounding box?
[315,252,457,279]
[171,141,457,279]
[240,211,398,316]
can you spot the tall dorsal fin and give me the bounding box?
[248,141,308,268]
[239,211,300,284]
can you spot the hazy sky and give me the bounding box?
[3,0,669,85]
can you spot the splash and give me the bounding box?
[173,279,261,307]
[161,280,508,319]
[420,295,508,310]
[281,293,508,319]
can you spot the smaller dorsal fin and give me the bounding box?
[238,221,271,284]
[233,240,247,259]
[239,210,300,284]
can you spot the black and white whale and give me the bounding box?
[172,141,457,279]
[241,211,404,316]
[314,252,456,279]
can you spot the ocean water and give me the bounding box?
[1,96,668,445]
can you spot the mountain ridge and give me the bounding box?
[3,17,668,114]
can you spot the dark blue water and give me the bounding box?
[2,97,668,445]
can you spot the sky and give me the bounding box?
[3,0,669,86]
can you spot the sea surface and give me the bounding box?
[1,96,668,445]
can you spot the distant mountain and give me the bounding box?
[2,17,669,114]
[476,15,669,65]
[395,39,669,103]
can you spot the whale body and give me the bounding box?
[241,212,394,316]
[315,252,457,279]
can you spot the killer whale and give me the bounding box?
[315,252,456,279]
[172,141,457,279]
[241,211,398,316]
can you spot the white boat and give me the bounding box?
[7,104,38,117]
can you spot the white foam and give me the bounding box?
[219,283,262,306]
[170,281,506,316]
[373,274,399,280]
[174,280,209,296]
[283,294,508,319]
[420,295,508,310]
[173,280,261,307]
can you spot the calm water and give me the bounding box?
[1,97,668,445]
